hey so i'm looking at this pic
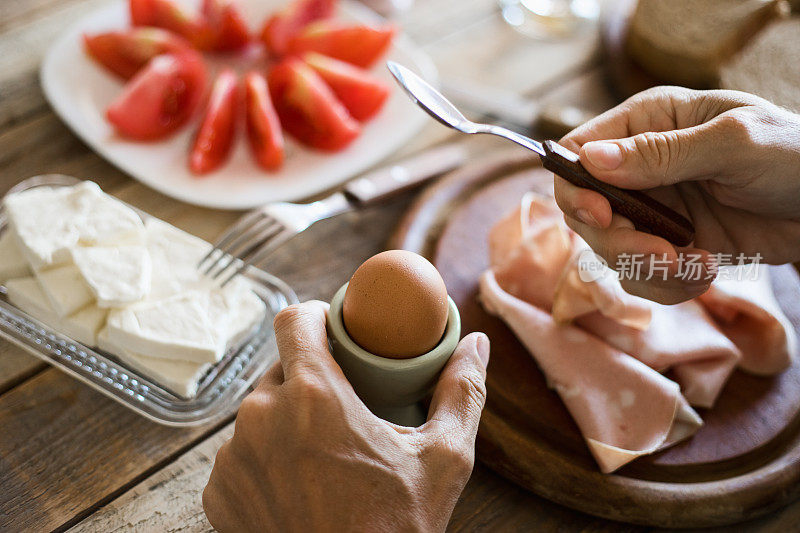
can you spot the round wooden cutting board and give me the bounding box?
[390,150,800,528]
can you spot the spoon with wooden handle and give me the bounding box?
[387,61,695,247]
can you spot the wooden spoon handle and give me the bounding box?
[541,140,695,247]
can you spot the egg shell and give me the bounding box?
[342,250,449,359]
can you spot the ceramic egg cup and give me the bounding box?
[327,283,461,427]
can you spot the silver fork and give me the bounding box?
[199,143,468,285]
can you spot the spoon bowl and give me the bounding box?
[386,61,476,132]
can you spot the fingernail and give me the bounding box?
[575,208,600,228]
[583,142,623,170]
[476,333,490,368]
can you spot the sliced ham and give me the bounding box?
[553,245,651,330]
[699,265,795,375]
[488,192,574,309]
[576,301,740,408]
[487,193,743,407]
[480,271,702,473]
[478,192,795,471]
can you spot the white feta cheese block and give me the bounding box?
[61,304,108,346]
[144,218,213,300]
[36,264,94,317]
[98,329,210,398]
[5,276,61,328]
[72,246,152,307]
[4,182,145,270]
[0,231,31,282]
[231,289,267,344]
[209,277,267,348]
[105,291,225,364]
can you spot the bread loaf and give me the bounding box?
[627,0,786,87]
[720,18,800,112]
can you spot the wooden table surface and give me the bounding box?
[2,1,800,531]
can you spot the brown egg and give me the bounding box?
[343,250,449,359]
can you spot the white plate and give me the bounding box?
[40,0,436,210]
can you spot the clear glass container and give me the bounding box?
[0,175,298,426]
[498,0,599,40]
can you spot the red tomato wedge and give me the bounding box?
[303,53,389,121]
[244,71,285,171]
[287,21,395,68]
[190,69,239,175]
[107,51,207,141]
[83,27,191,80]
[202,0,250,51]
[130,0,214,50]
[268,58,359,151]
[260,0,336,57]
[130,0,155,25]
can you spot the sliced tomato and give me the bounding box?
[130,0,155,25]
[83,27,191,80]
[268,58,359,151]
[190,69,239,175]
[259,0,336,57]
[287,21,395,68]
[107,51,207,141]
[202,0,250,51]
[302,53,389,121]
[244,71,285,171]
[131,0,214,50]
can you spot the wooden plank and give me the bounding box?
[0,0,90,34]
[0,348,45,395]
[68,422,645,533]
[0,370,220,532]
[0,112,131,194]
[68,426,234,533]
[0,0,109,131]
[450,464,642,532]
[67,410,800,533]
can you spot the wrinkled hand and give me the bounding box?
[203,301,490,532]
[554,86,800,304]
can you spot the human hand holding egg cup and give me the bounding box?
[328,250,463,426]
[204,251,490,531]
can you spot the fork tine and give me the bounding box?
[198,210,267,269]
[207,222,282,280]
[228,223,283,266]
[219,229,294,287]
[203,216,277,276]
[202,217,277,277]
